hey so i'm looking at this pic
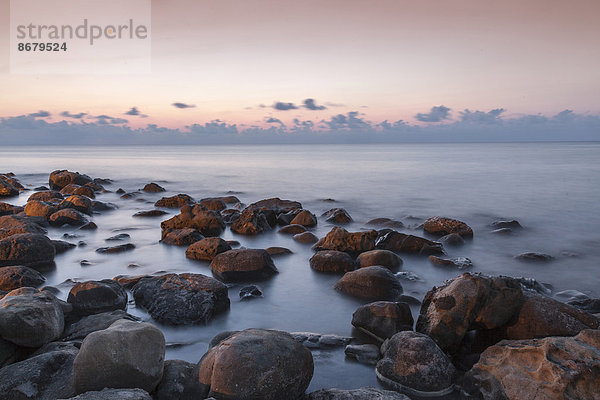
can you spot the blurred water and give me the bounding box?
[1,143,599,391]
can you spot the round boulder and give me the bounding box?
[68,280,128,316]
[323,208,353,224]
[310,250,356,273]
[352,301,414,341]
[0,233,55,267]
[161,205,224,237]
[357,250,402,270]
[49,170,92,190]
[59,195,93,215]
[0,265,46,291]
[293,232,319,244]
[335,266,403,301]
[186,238,232,261]
[24,200,58,219]
[28,190,63,202]
[49,208,88,226]
[290,210,318,227]
[160,228,204,246]
[143,182,166,193]
[313,227,377,254]
[210,249,278,282]
[278,224,307,234]
[423,216,473,238]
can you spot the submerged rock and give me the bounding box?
[323,208,353,224]
[429,255,473,269]
[142,182,165,193]
[515,252,554,262]
[345,344,380,365]
[352,301,413,341]
[310,250,356,273]
[375,230,444,255]
[293,231,319,244]
[210,249,278,282]
[439,233,465,246]
[278,224,307,234]
[154,194,195,208]
[133,209,168,218]
[423,216,473,238]
[95,243,135,254]
[335,266,403,301]
[490,220,522,230]
[239,285,263,300]
[291,332,353,349]
[266,246,293,256]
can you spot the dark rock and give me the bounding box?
[490,219,522,230]
[0,202,24,216]
[0,337,27,368]
[79,222,98,231]
[24,200,58,219]
[429,255,473,269]
[67,280,128,316]
[154,194,195,208]
[323,208,353,224]
[152,360,203,400]
[246,197,302,214]
[375,230,444,255]
[266,246,292,256]
[160,228,204,246]
[185,237,231,261]
[220,209,240,224]
[61,388,152,400]
[113,274,148,289]
[0,233,55,267]
[313,227,377,255]
[357,249,402,270]
[491,227,513,235]
[210,249,278,282]
[116,188,126,194]
[310,250,356,273]
[239,285,263,300]
[307,387,410,400]
[276,209,302,226]
[424,216,473,238]
[49,209,88,226]
[59,195,93,215]
[366,218,404,229]
[278,224,307,234]
[29,191,63,203]
[569,298,600,314]
[52,239,77,254]
[95,243,135,254]
[335,266,403,301]
[61,184,95,198]
[344,344,380,365]
[49,170,92,190]
[439,233,465,246]
[62,310,139,341]
[161,204,224,237]
[352,301,413,341]
[142,182,165,193]
[199,198,227,211]
[291,332,352,349]
[133,209,168,217]
[105,233,130,241]
[0,179,19,197]
[0,266,46,291]
[290,210,318,227]
[293,231,319,244]
[0,215,47,240]
[515,252,554,262]
[230,208,271,235]
[91,201,116,212]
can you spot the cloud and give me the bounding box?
[125,107,140,116]
[303,99,326,110]
[459,108,505,124]
[28,110,50,118]
[60,111,87,119]
[266,117,285,127]
[172,102,196,109]
[415,105,451,122]
[91,115,128,125]
[322,111,369,130]
[325,102,346,108]
[273,102,298,111]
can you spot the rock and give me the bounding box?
[220,209,240,224]
[49,208,88,226]
[290,210,318,227]
[185,238,231,261]
[73,320,165,394]
[28,190,63,202]
[79,222,97,231]
[160,228,204,246]
[462,330,600,400]
[142,182,165,193]
[345,344,380,365]
[429,255,473,269]
[230,208,271,235]
[52,239,76,254]
[247,197,302,214]
[0,179,19,197]
[357,249,402,270]
[423,216,473,238]
[83,181,104,192]
[161,204,224,237]
[152,360,203,400]
[61,185,95,198]
[0,202,23,216]
[277,209,302,225]
[113,274,149,289]
[335,266,403,301]
[116,188,126,194]
[366,218,404,229]
[439,233,465,246]
[197,328,313,400]
[323,208,353,224]
[266,246,292,256]
[210,249,278,282]
[569,298,600,314]
[24,200,58,219]
[0,233,55,267]
[278,224,307,234]
[307,387,410,400]
[416,273,523,354]
[132,273,230,325]
[0,215,47,240]
[133,209,168,217]
[376,231,444,255]
[352,301,413,341]
[91,201,116,212]
[155,194,195,208]
[95,243,135,254]
[490,220,522,230]
[0,288,64,347]
[67,280,128,316]
[554,289,589,302]
[0,265,46,291]
[63,310,139,341]
[515,252,554,262]
[0,337,27,368]
[60,388,152,400]
[291,332,353,349]
[0,347,78,399]
[376,331,456,396]
[293,232,319,244]
[313,227,377,255]
[120,191,142,200]
[199,198,227,211]
[49,170,92,190]
[239,285,263,300]
[106,233,130,241]
[59,195,93,215]
[491,228,512,235]
[309,250,356,273]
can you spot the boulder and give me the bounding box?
[429,255,473,269]
[133,209,168,217]
[197,329,313,400]
[569,298,600,314]
[96,243,135,254]
[375,231,444,255]
[221,209,240,224]
[357,250,402,270]
[73,320,165,394]
[153,359,203,400]
[161,204,224,237]
[278,224,307,234]
[323,208,353,224]
[515,252,554,262]
[334,266,403,301]
[91,201,116,212]
[439,233,465,246]
[352,301,413,341]
[490,220,522,230]
[199,198,227,211]
[344,344,380,365]
[131,273,230,325]
[291,332,352,349]
[309,250,356,273]
[423,216,473,238]
[462,330,600,400]
[67,280,128,316]
[376,331,456,396]
[367,218,404,229]
[155,194,195,208]
[28,190,64,202]
[230,208,271,235]
[49,170,92,190]
[246,197,302,214]
[0,265,46,291]
[24,200,58,219]
[105,233,130,241]
[290,210,318,227]
[61,184,95,198]
[307,388,410,400]
[186,237,231,261]
[210,249,278,282]
[0,215,47,240]
[60,388,152,400]
[294,232,319,244]
[59,195,93,215]
[160,228,204,246]
[79,222,98,231]
[239,285,263,300]
[0,233,55,267]
[0,288,64,347]
[266,246,293,256]
[142,182,165,193]
[277,209,302,226]
[62,310,139,341]
[0,202,23,216]
[0,179,19,197]
[49,208,88,226]
[313,227,377,255]
[53,239,77,254]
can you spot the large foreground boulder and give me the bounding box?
[67,280,128,316]
[210,249,278,282]
[375,231,444,255]
[131,273,230,325]
[62,310,139,341]
[161,204,224,237]
[49,208,89,226]
[310,250,356,273]
[335,266,403,301]
[0,202,23,216]
[423,216,473,238]
[49,170,92,190]
[153,360,204,400]
[197,329,313,400]
[0,179,19,197]
[60,388,152,400]
[313,227,377,255]
[307,388,410,400]
[0,233,55,267]
[352,301,413,341]
[462,329,600,400]
[0,265,46,291]
[73,320,165,394]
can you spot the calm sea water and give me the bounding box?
[1,143,599,391]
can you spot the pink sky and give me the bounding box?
[0,0,599,129]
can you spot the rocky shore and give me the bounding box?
[0,170,599,399]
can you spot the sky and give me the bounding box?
[0,0,599,143]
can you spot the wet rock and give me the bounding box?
[197,328,313,400]
[307,387,410,400]
[396,271,421,282]
[266,246,292,256]
[291,332,353,349]
[439,233,465,246]
[61,388,152,400]
[24,200,58,219]
[375,230,444,255]
[278,224,307,234]
[152,359,203,400]
[132,273,230,325]
[429,255,473,269]
[0,202,23,216]
[61,184,95,198]
[366,218,404,229]
[357,249,402,270]
[52,239,77,254]
[416,273,523,354]
[106,233,130,241]
[29,190,63,202]
[290,210,318,227]
[230,208,271,235]
[120,191,142,200]
[113,274,148,289]
[59,195,93,215]
[490,227,512,235]
[155,194,195,208]
[0,288,64,347]
[62,310,139,341]
[0,179,19,197]
[0,215,47,240]
[68,280,128,316]
[345,344,380,365]
[83,181,105,192]
[335,266,403,301]
[199,198,227,211]
[49,170,92,190]
[310,250,356,273]
[239,285,263,300]
[293,231,319,244]
[323,208,353,224]
[276,209,302,226]
[185,237,231,261]
[0,337,27,368]
[376,331,455,396]
[352,301,413,341]
[73,320,165,394]
[160,228,204,246]
[462,329,600,400]
[0,266,45,291]
[133,209,168,217]
[210,249,278,282]
[161,204,224,237]
[116,188,126,194]
[490,219,522,230]
[424,216,473,238]
[0,233,55,267]
[515,252,554,262]
[91,201,116,212]
[95,243,135,254]
[554,289,589,302]
[514,276,552,296]
[220,209,240,224]
[142,182,165,193]
[313,227,377,255]
[49,208,89,226]
[246,197,302,214]
[569,298,600,314]
[79,222,98,231]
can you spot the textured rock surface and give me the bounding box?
[154,194,194,208]
[352,301,414,340]
[161,204,224,237]
[0,233,55,267]
[62,310,139,341]
[60,388,152,400]
[230,208,272,235]
[185,237,232,261]
[49,170,92,190]
[313,227,377,254]
[357,250,402,269]
[160,228,204,246]
[0,215,47,240]
[310,250,356,273]
[210,249,278,282]
[335,266,403,301]
[153,359,203,400]
[307,387,410,400]
[67,279,128,316]
[323,208,353,224]
[290,210,318,227]
[0,265,46,291]
[49,208,88,226]
[423,216,473,237]
[375,231,444,255]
